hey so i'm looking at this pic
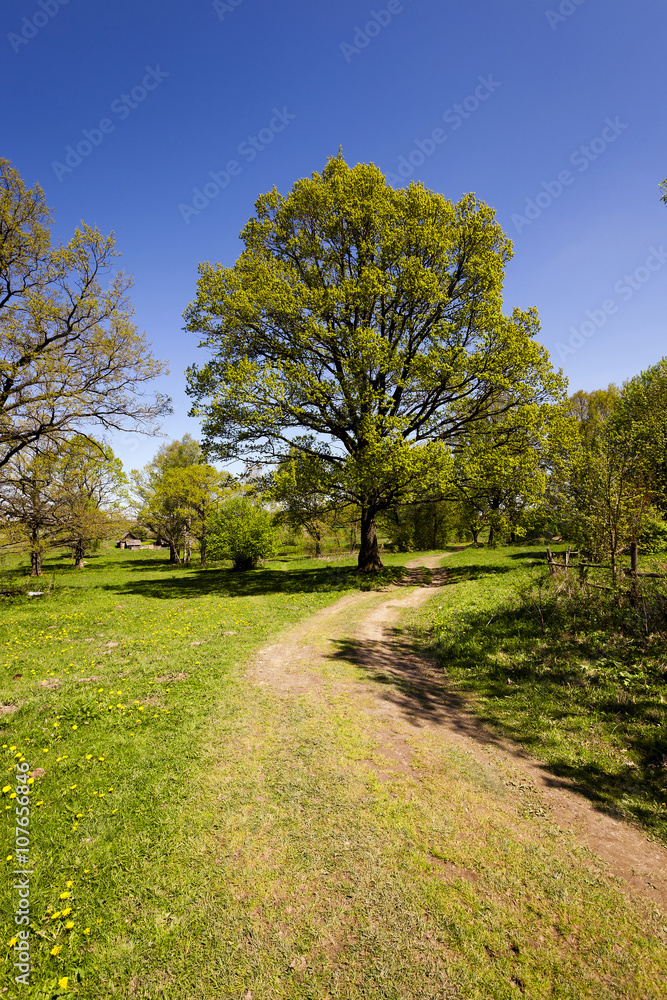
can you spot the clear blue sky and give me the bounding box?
[3,0,666,471]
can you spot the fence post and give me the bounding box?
[546,547,555,575]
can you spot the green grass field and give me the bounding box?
[1,546,666,998]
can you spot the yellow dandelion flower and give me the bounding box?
[83,927,90,934]
[61,907,71,916]
[1,786,10,794]
[8,936,17,946]
[36,800,43,806]
[85,754,92,760]
[5,855,12,862]
[51,911,61,919]
[59,891,70,900]
[65,921,74,930]
[58,976,68,989]
[50,945,61,956]
[65,880,73,888]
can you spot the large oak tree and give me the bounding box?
[184,155,565,571]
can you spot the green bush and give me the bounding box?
[638,511,667,552]
[208,497,276,570]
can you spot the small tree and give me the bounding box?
[0,443,64,575]
[0,437,127,573]
[549,386,655,579]
[54,437,127,568]
[208,496,275,570]
[269,445,342,556]
[132,436,230,565]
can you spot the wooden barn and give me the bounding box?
[116,532,143,550]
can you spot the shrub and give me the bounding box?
[208,497,276,570]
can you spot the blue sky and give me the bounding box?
[3,0,666,471]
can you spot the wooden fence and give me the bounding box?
[545,541,666,604]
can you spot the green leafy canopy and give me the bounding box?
[184,155,566,567]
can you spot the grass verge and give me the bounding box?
[407,545,667,844]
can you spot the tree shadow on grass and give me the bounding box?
[329,601,667,842]
[102,564,406,601]
[508,552,549,562]
[437,565,514,585]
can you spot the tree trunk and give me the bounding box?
[314,528,322,557]
[200,535,207,568]
[488,493,503,546]
[357,508,383,573]
[183,524,191,564]
[349,523,357,554]
[169,543,181,565]
[30,549,42,577]
[30,528,42,577]
[75,538,85,569]
[471,528,480,545]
